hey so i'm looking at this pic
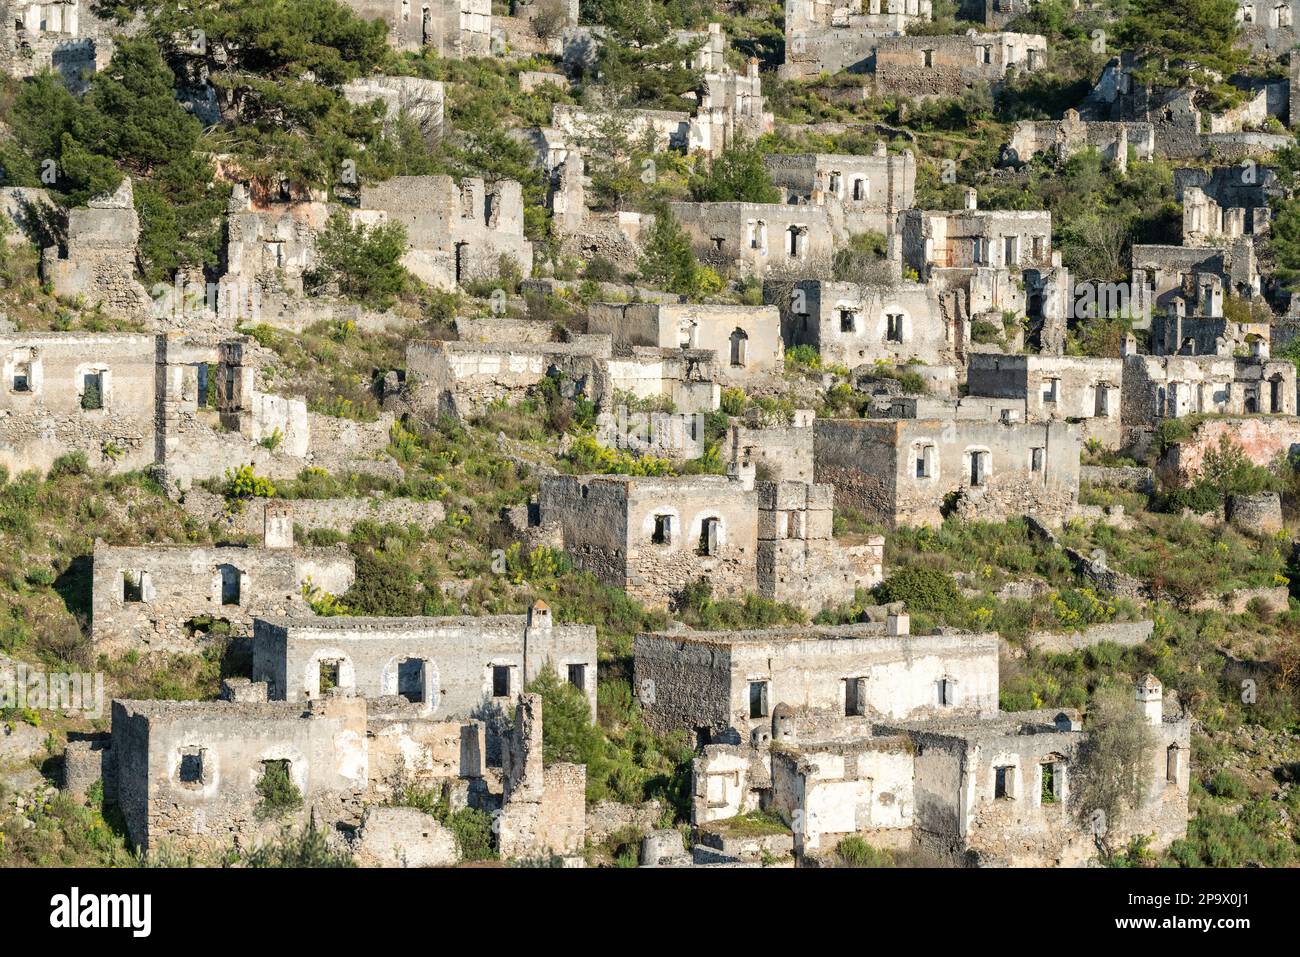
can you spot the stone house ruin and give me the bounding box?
[901,195,1053,278]
[78,601,593,858]
[966,354,1124,449]
[0,330,155,476]
[41,178,153,321]
[813,416,1083,528]
[724,408,816,483]
[360,175,533,289]
[535,467,883,611]
[0,330,393,483]
[780,0,933,80]
[1131,240,1261,329]
[871,31,1047,99]
[1237,0,1299,54]
[669,611,1191,865]
[90,505,356,652]
[635,618,998,742]
[1175,165,1281,246]
[769,277,957,367]
[669,200,834,278]
[763,143,916,238]
[252,602,598,721]
[341,0,491,57]
[0,0,110,89]
[403,335,611,418]
[1004,109,1155,170]
[101,685,584,859]
[586,302,784,384]
[1120,354,1297,434]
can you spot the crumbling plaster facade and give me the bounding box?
[813,417,1083,528]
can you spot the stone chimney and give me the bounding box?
[963,187,978,211]
[1136,674,1163,726]
[728,459,756,491]
[264,501,294,549]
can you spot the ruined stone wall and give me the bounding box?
[111,696,369,853]
[1156,415,1300,485]
[605,348,721,413]
[0,331,155,475]
[587,302,784,383]
[756,480,884,610]
[901,207,1053,275]
[725,414,815,483]
[406,337,611,418]
[633,634,735,737]
[814,417,1082,528]
[181,489,447,537]
[364,711,484,799]
[360,175,533,288]
[769,738,914,854]
[90,541,355,652]
[780,0,932,80]
[777,278,954,367]
[763,147,916,237]
[1121,355,1296,434]
[537,474,631,588]
[1005,112,1155,167]
[253,610,597,719]
[668,201,834,278]
[872,32,1047,99]
[624,474,760,606]
[42,179,152,320]
[967,354,1122,448]
[341,0,490,56]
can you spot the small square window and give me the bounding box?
[492,665,511,698]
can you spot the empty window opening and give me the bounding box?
[652,513,674,545]
[219,564,241,606]
[81,371,103,410]
[567,663,586,691]
[922,49,933,68]
[1004,236,1019,266]
[729,327,749,367]
[699,517,721,556]
[1040,762,1061,804]
[845,677,867,716]
[1167,744,1184,784]
[969,450,989,487]
[319,658,341,694]
[398,658,426,703]
[938,677,955,707]
[828,171,841,196]
[840,308,856,333]
[12,359,31,393]
[994,765,1015,799]
[492,665,512,698]
[178,748,205,787]
[749,680,769,719]
[915,444,934,479]
[786,226,800,257]
[852,178,866,201]
[123,571,145,603]
[1042,377,1058,403]
[1094,383,1109,417]
[1030,447,1044,473]
[885,313,904,342]
[978,45,990,64]
[196,362,211,408]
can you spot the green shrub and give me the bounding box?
[255,760,303,819]
[875,566,962,615]
[48,452,89,478]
